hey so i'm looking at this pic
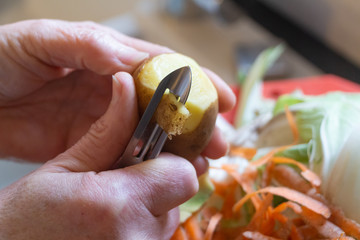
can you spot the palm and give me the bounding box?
[0,70,114,162]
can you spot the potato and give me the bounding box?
[133,53,218,160]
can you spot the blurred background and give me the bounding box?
[1,0,360,188]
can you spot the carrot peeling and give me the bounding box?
[233,186,331,218]
[243,231,281,240]
[300,206,344,239]
[171,226,189,240]
[219,164,262,209]
[170,103,359,239]
[229,146,257,160]
[183,214,204,240]
[271,156,321,187]
[329,206,360,239]
[272,201,302,215]
[204,213,222,240]
[284,105,299,144]
[272,165,312,194]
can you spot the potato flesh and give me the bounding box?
[137,53,218,133]
[155,92,190,136]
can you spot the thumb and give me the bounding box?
[53,72,138,172]
[111,153,199,217]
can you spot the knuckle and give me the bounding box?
[78,20,101,29]
[76,25,105,46]
[90,117,109,135]
[86,118,109,146]
[29,19,49,29]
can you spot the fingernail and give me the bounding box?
[131,50,149,64]
[112,74,120,85]
[112,74,122,102]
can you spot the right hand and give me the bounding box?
[0,73,198,240]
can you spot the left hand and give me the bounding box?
[0,19,235,164]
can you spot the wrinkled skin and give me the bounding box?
[0,20,235,239]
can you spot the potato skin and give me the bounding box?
[132,55,219,161]
[163,100,218,160]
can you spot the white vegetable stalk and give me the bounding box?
[234,45,284,128]
[326,125,360,223]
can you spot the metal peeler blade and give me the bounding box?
[113,66,192,168]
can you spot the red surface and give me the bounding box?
[262,74,360,99]
[222,74,360,124]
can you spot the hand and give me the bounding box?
[0,19,235,163]
[0,19,164,162]
[0,73,198,240]
[0,19,236,239]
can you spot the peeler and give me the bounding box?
[113,66,192,168]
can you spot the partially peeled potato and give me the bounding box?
[133,53,218,160]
